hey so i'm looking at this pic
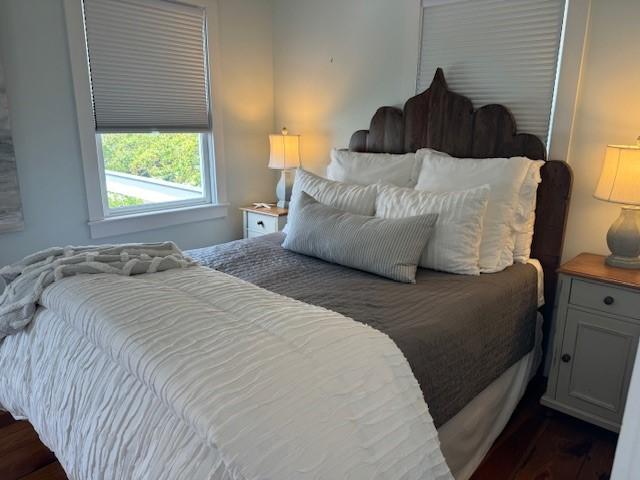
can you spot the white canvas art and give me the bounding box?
[0,57,23,233]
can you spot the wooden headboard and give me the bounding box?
[349,68,572,319]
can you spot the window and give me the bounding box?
[100,132,212,213]
[65,0,227,238]
[101,132,207,210]
[417,0,567,148]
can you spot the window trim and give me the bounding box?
[64,0,228,239]
[547,0,591,161]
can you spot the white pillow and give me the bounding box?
[327,149,421,188]
[415,149,531,273]
[513,160,545,263]
[286,169,377,233]
[376,184,490,275]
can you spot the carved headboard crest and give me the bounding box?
[349,68,572,321]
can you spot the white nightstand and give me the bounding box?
[240,206,288,239]
[542,253,640,432]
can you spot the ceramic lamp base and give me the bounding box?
[606,255,640,269]
[606,207,640,269]
[275,169,294,209]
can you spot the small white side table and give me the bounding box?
[240,206,288,239]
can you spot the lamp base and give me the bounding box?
[275,169,294,209]
[606,207,640,270]
[605,254,640,269]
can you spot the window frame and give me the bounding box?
[64,0,228,239]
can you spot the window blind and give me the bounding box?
[82,0,211,132]
[417,0,566,145]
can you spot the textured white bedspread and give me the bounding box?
[0,266,451,480]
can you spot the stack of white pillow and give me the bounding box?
[287,147,544,276]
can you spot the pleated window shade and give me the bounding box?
[82,0,211,132]
[417,0,566,145]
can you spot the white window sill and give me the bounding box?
[88,203,228,239]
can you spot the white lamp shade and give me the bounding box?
[268,133,301,170]
[594,145,640,206]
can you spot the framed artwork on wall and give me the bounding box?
[0,56,23,233]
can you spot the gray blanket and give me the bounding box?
[189,233,538,426]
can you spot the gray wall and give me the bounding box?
[0,0,277,265]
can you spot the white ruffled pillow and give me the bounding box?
[513,160,545,263]
[415,149,531,273]
[327,149,421,188]
[376,184,490,275]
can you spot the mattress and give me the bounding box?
[188,233,539,427]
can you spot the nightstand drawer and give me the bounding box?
[246,212,278,233]
[570,279,640,320]
[246,229,266,239]
[241,206,288,239]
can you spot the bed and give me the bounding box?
[189,232,540,429]
[0,69,572,480]
[188,233,543,478]
[189,69,573,478]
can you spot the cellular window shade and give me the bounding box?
[82,0,211,132]
[417,0,566,145]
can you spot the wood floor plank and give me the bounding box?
[576,428,618,480]
[20,463,67,480]
[513,415,593,479]
[0,421,56,480]
[0,410,15,428]
[470,376,618,480]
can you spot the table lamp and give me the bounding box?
[268,127,301,208]
[594,141,640,268]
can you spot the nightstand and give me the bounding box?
[542,253,640,432]
[240,206,288,239]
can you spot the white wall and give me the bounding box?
[561,0,640,261]
[0,0,277,265]
[273,0,421,175]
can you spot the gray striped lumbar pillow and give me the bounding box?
[283,192,438,283]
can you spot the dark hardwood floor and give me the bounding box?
[471,378,618,480]
[0,378,618,480]
[0,411,65,480]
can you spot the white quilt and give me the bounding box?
[0,266,452,480]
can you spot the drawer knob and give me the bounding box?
[561,354,571,363]
[257,220,265,228]
[603,296,615,306]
